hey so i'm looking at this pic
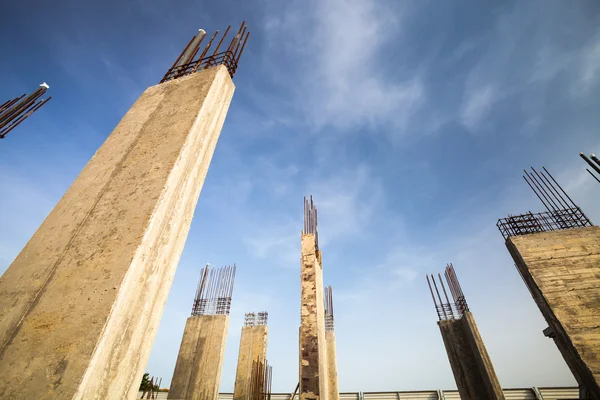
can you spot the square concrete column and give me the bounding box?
[168,314,229,400]
[506,226,600,398]
[300,232,329,400]
[438,312,504,400]
[0,65,235,399]
[233,315,268,400]
[325,331,339,400]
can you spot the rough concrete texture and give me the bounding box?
[506,226,600,397]
[168,315,229,400]
[300,234,329,400]
[0,65,235,400]
[233,325,268,400]
[438,312,504,400]
[325,331,339,400]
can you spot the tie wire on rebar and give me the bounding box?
[497,166,592,239]
[191,264,236,316]
[161,22,250,83]
[580,153,600,184]
[324,286,334,331]
[303,196,319,250]
[0,83,51,139]
[426,264,469,321]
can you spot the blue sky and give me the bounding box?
[1,0,600,393]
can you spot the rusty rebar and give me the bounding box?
[161,22,250,82]
[1,83,51,139]
[303,196,319,249]
[191,264,236,316]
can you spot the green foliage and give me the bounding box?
[139,373,150,391]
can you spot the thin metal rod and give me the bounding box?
[580,153,600,176]
[587,168,600,183]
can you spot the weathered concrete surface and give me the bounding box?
[300,234,328,400]
[325,331,339,400]
[233,325,268,400]
[438,312,504,400]
[506,226,600,398]
[0,65,235,400]
[168,315,229,400]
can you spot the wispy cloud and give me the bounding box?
[263,0,425,131]
[460,84,498,131]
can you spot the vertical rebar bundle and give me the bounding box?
[580,153,600,184]
[303,196,319,249]
[244,312,256,326]
[191,264,236,316]
[257,311,268,326]
[324,286,334,331]
[248,359,272,400]
[426,264,469,321]
[161,22,250,83]
[141,376,162,399]
[244,311,268,327]
[0,83,51,139]
[444,264,469,316]
[497,166,592,239]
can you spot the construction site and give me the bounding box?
[1,2,599,400]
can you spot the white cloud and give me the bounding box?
[459,84,498,131]
[310,164,383,243]
[263,0,425,131]
[574,34,600,95]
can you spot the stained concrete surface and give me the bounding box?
[299,234,329,400]
[233,325,268,400]
[168,315,229,400]
[325,331,339,400]
[0,65,235,400]
[507,226,600,398]
[438,312,504,400]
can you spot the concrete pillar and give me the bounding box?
[325,331,339,400]
[0,65,235,400]
[505,226,600,398]
[300,233,329,400]
[438,312,504,400]
[168,315,229,400]
[233,323,268,400]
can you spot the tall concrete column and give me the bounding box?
[168,315,229,400]
[505,226,600,398]
[300,196,329,400]
[324,286,339,400]
[0,63,235,399]
[438,312,504,400]
[233,313,268,400]
[168,264,235,400]
[427,265,504,400]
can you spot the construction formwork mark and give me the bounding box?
[303,196,319,250]
[580,152,600,184]
[161,22,250,83]
[497,166,593,239]
[324,285,334,331]
[0,83,51,139]
[191,264,236,316]
[426,264,469,321]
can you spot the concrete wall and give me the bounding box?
[325,331,339,400]
[438,312,504,400]
[0,65,235,400]
[233,325,268,400]
[506,226,600,398]
[300,234,329,400]
[168,315,229,400]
